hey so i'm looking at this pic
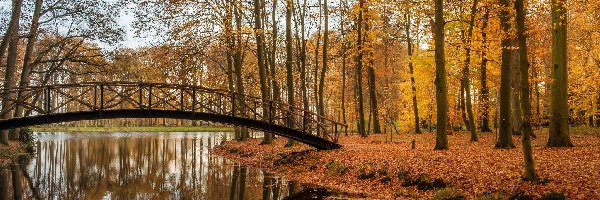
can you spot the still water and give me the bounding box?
[0,132,315,199]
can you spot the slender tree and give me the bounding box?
[0,0,24,145]
[14,0,43,127]
[463,0,479,141]
[317,0,329,135]
[356,0,367,137]
[284,0,297,146]
[515,0,537,181]
[365,4,381,134]
[405,12,421,134]
[254,0,272,144]
[233,0,249,140]
[547,0,573,147]
[434,0,448,150]
[480,6,492,132]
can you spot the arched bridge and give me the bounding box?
[0,82,343,150]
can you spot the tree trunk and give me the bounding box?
[318,0,329,136]
[0,0,24,144]
[405,12,421,134]
[364,5,380,134]
[270,0,281,142]
[460,78,468,129]
[254,0,272,144]
[480,7,492,132]
[511,39,523,135]
[434,0,448,150]
[464,0,479,141]
[270,0,281,103]
[515,0,537,181]
[547,0,573,147]
[356,0,367,137]
[11,164,23,200]
[284,0,297,146]
[496,0,516,149]
[233,0,249,140]
[14,0,42,126]
[340,0,348,135]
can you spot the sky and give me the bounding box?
[110,6,151,49]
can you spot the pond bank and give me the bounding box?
[0,141,29,166]
[213,129,600,199]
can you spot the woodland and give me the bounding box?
[0,0,599,198]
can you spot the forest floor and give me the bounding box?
[213,127,600,199]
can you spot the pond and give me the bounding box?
[0,132,325,199]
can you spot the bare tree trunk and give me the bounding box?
[317,0,329,137]
[254,0,272,144]
[270,0,281,103]
[14,0,43,125]
[233,0,249,140]
[284,0,297,146]
[548,0,573,147]
[405,12,421,134]
[434,0,448,150]
[496,0,516,149]
[480,7,492,132]
[1,0,24,144]
[515,0,537,181]
[356,0,366,137]
[364,5,380,134]
[463,0,479,141]
[340,0,348,135]
[511,39,523,135]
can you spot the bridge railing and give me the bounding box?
[0,82,345,143]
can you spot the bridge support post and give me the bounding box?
[231,93,236,124]
[148,84,152,116]
[44,86,51,114]
[192,88,196,118]
[269,101,273,124]
[93,86,97,109]
[138,84,143,109]
[100,84,104,112]
[180,88,184,111]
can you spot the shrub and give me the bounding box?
[18,128,36,154]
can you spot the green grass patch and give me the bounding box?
[325,160,349,175]
[569,126,600,135]
[31,126,234,133]
[432,187,465,200]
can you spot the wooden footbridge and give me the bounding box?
[0,82,343,150]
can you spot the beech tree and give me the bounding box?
[515,0,537,181]
[496,0,516,149]
[433,0,448,150]
[547,0,573,147]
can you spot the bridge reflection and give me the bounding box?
[0,132,308,199]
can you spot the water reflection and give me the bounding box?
[0,132,304,199]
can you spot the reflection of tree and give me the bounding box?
[12,133,295,199]
[1,167,9,200]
